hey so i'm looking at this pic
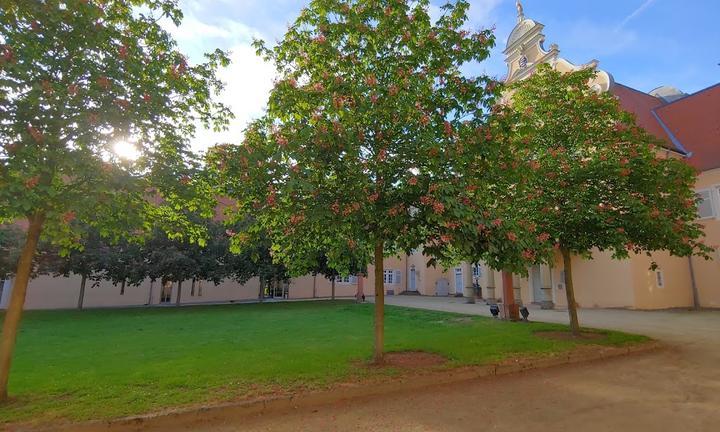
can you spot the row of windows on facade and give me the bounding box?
[333,265,487,285]
[334,270,403,285]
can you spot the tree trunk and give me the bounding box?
[258,278,264,303]
[373,240,385,364]
[501,271,519,321]
[120,279,126,295]
[331,277,336,301]
[78,274,87,310]
[147,280,154,306]
[175,280,182,306]
[0,212,45,401]
[190,278,196,297]
[561,248,581,336]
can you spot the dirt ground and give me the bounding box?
[185,301,720,432]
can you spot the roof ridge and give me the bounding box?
[614,82,663,100]
[654,82,720,111]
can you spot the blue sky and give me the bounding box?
[170,0,720,150]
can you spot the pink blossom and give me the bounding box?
[377,148,387,161]
[27,125,43,143]
[61,211,76,223]
[25,176,40,189]
[276,135,288,147]
[96,76,110,89]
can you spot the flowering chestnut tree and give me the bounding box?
[497,65,711,335]
[0,0,231,399]
[209,0,500,362]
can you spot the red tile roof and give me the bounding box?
[653,84,720,172]
[610,83,681,153]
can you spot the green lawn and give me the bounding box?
[0,301,646,425]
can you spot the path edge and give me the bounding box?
[25,341,662,432]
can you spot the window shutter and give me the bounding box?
[394,270,401,285]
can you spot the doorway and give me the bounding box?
[160,280,172,304]
[531,265,543,303]
[266,279,288,299]
[409,266,417,292]
[454,268,463,296]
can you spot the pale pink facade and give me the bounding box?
[1,2,718,312]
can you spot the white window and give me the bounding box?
[383,270,394,284]
[696,189,717,219]
[473,264,483,278]
[335,276,358,284]
[383,270,401,285]
[655,270,665,288]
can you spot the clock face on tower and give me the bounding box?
[519,55,528,69]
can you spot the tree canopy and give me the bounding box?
[0,0,231,400]
[208,0,510,361]
[0,225,24,280]
[492,65,712,333]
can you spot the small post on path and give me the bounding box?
[501,271,520,321]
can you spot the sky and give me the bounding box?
[167,0,720,152]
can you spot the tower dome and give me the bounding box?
[506,18,540,50]
[649,86,687,103]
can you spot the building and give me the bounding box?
[2,1,718,311]
[421,1,720,310]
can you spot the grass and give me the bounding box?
[0,301,647,425]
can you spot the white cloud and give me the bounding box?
[177,0,508,153]
[616,0,656,31]
[162,7,276,153]
[191,44,276,153]
[564,20,638,58]
[467,0,505,26]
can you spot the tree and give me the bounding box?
[98,238,147,296]
[145,229,197,306]
[495,65,711,335]
[0,225,25,282]
[209,0,498,362]
[0,0,231,400]
[181,219,231,297]
[35,227,107,309]
[310,253,367,300]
